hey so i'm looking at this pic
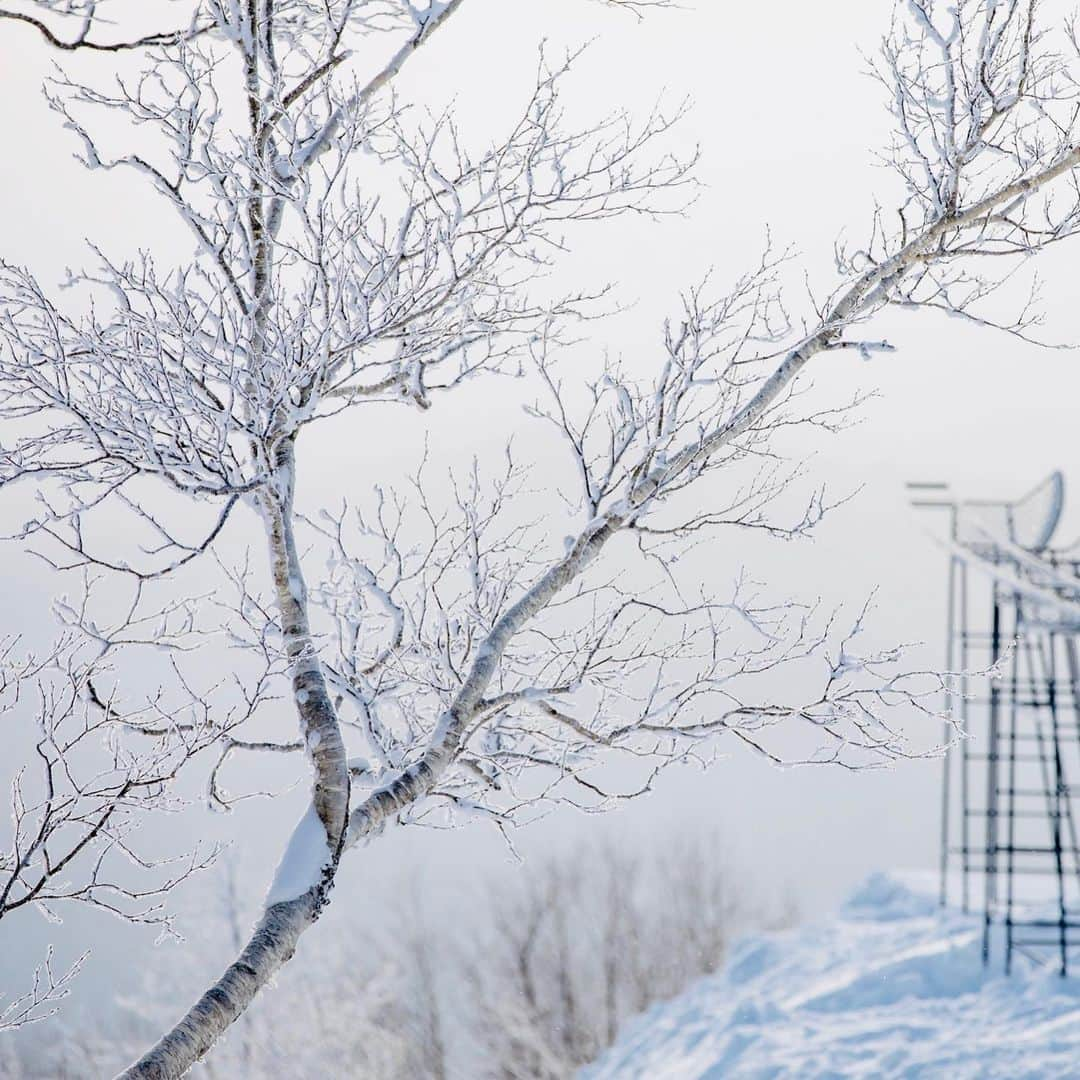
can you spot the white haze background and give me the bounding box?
[0,0,1076,1033]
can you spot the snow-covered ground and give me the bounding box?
[583,874,1080,1079]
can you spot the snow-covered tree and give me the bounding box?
[461,835,774,1079]
[1,0,1080,1074]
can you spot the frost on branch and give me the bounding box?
[0,947,85,1033]
[299,449,955,842]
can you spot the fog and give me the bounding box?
[1,0,1077,1054]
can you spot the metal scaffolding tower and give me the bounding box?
[911,472,1080,975]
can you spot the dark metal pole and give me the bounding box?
[984,583,1002,968]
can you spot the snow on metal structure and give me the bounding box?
[911,473,1080,976]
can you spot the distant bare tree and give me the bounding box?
[0,0,1078,1074]
[462,835,775,1079]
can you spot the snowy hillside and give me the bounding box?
[583,874,1080,1080]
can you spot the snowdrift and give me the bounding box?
[582,874,1080,1079]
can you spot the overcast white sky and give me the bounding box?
[2,0,1079,1039]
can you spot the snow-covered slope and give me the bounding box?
[583,874,1080,1079]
